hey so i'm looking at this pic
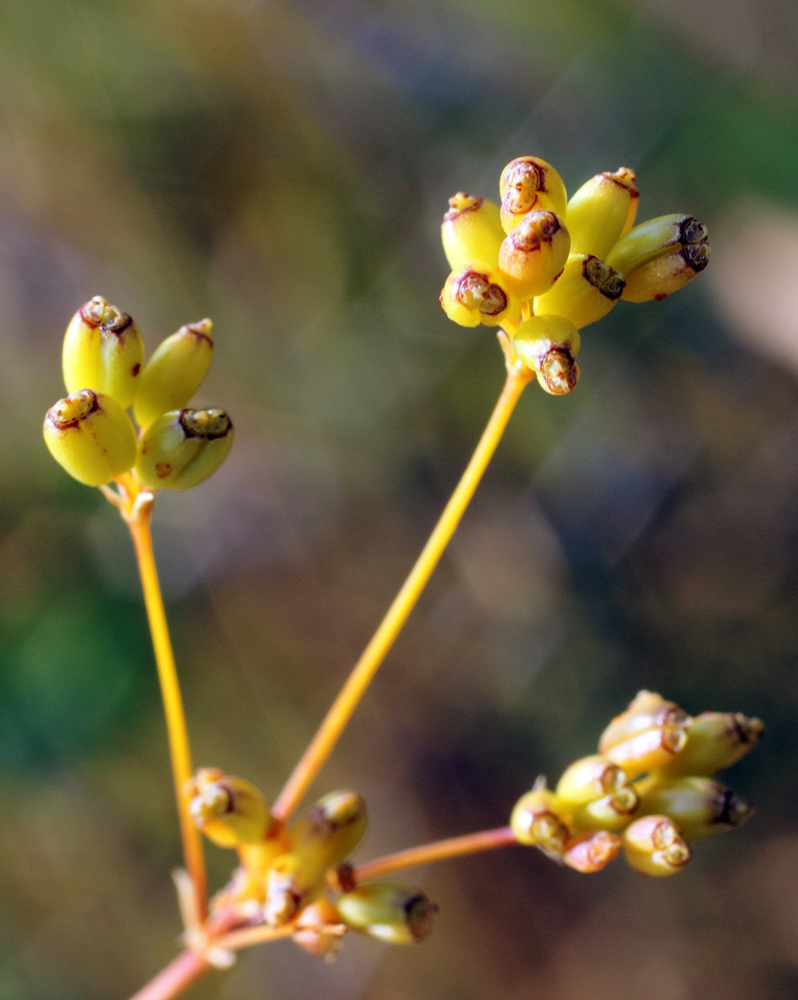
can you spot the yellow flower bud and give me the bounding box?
[63,296,145,407]
[133,319,214,428]
[335,882,438,945]
[510,786,570,859]
[533,254,625,329]
[656,711,765,779]
[440,262,520,328]
[264,790,368,926]
[565,168,639,260]
[511,315,581,396]
[43,389,137,487]
[637,776,753,840]
[570,793,639,833]
[497,210,571,300]
[441,193,505,270]
[605,214,710,302]
[599,691,689,754]
[187,767,271,848]
[563,831,622,873]
[555,754,639,814]
[603,723,688,779]
[135,408,234,491]
[622,815,691,877]
[499,156,567,233]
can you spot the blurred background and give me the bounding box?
[1,0,798,997]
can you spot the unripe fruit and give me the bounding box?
[133,319,214,428]
[44,389,137,487]
[656,711,765,779]
[534,254,625,329]
[499,156,567,233]
[440,262,520,328]
[336,882,438,945]
[497,210,571,300]
[63,296,144,407]
[606,214,710,302]
[441,193,505,270]
[187,767,271,847]
[565,168,639,259]
[135,408,234,491]
[511,315,581,396]
[622,815,691,876]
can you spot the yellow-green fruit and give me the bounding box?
[565,168,639,259]
[187,767,270,847]
[637,776,753,840]
[622,815,691,877]
[570,794,639,833]
[563,831,622,873]
[599,691,688,753]
[336,883,438,944]
[534,254,625,328]
[511,315,581,396]
[510,787,570,857]
[555,754,638,814]
[440,261,520,328]
[622,243,711,302]
[43,389,137,487]
[63,296,144,407]
[135,409,234,491]
[133,319,213,428]
[497,210,571,300]
[604,723,688,779]
[656,711,764,779]
[441,193,505,270]
[605,214,710,301]
[499,156,567,233]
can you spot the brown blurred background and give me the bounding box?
[1,0,798,997]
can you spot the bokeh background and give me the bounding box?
[1,0,798,997]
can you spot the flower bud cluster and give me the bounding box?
[44,297,233,491]
[187,771,437,959]
[440,158,710,395]
[510,691,762,877]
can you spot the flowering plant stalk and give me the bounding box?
[42,156,760,1000]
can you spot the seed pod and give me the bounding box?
[510,787,570,859]
[136,408,234,491]
[534,254,625,329]
[511,315,581,396]
[264,791,368,926]
[555,754,639,814]
[564,831,622,873]
[440,261,520,328]
[292,898,348,959]
[497,210,571,300]
[335,883,438,945]
[656,711,765,779]
[570,793,639,833]
[63,296,145,407]
[187,768,271,848]
[565,168,639,259]
[622,815,691,877]
[43,389,137,487]
[599,691,689,754]
[604,723,689,779]
[499,156,568,234]
[133,319,214,428]
[441,193,505,270]
[605,214,710,302]
[637,776,753,840]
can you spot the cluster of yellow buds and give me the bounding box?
[510,692,762,876]
[186,770,436,958]
[440,157,710,394]
[43,296,233,491]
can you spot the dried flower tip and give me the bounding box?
[637,776,753,840]
[187,767,271,848]
[564,831,622,873]
[565,168,639,260]
[440,262,520,328]
[441,193,506,270]
[656,711,765,779]
[133,319,214,428]
[555,754,639,814]
[136,408,234,491]
[606,214,710,302]
[510,788,570,859]
[534,253,625,329]
[623,815,691,876]
[497,210,571,300]
[499,156,568,233]
[335,882,438,945]
[63,296,145,408]
[511,315,581,396]
[599,691,689,753]
[293,898,348,959]
[44,389,137,487]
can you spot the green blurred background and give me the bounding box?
[2,0,798,997]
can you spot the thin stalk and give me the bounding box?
[128,950,212,1000]
[352,826,517,883]
[272,358,533,822]
[127,498,208,922]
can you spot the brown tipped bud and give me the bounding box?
[534,253,625,329]
[510,787,570,860]
[555,754,639,814]
[187,767,271,847]
[335,883,438,945]
[566,168,640,260]
[570,793,639,833]
[499,156,568,233]
[44,389,137,487]
[604,723,689,779]
[564,831,622,873]
[440,261,520,328]
[441,194,506,270]
[511,315,581,396]
[623,815,691,877]
[606,214,710,302]
[497,210,571,300]
[600,691,689,753]
[657,711,764,779]
[637,776,753,840]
